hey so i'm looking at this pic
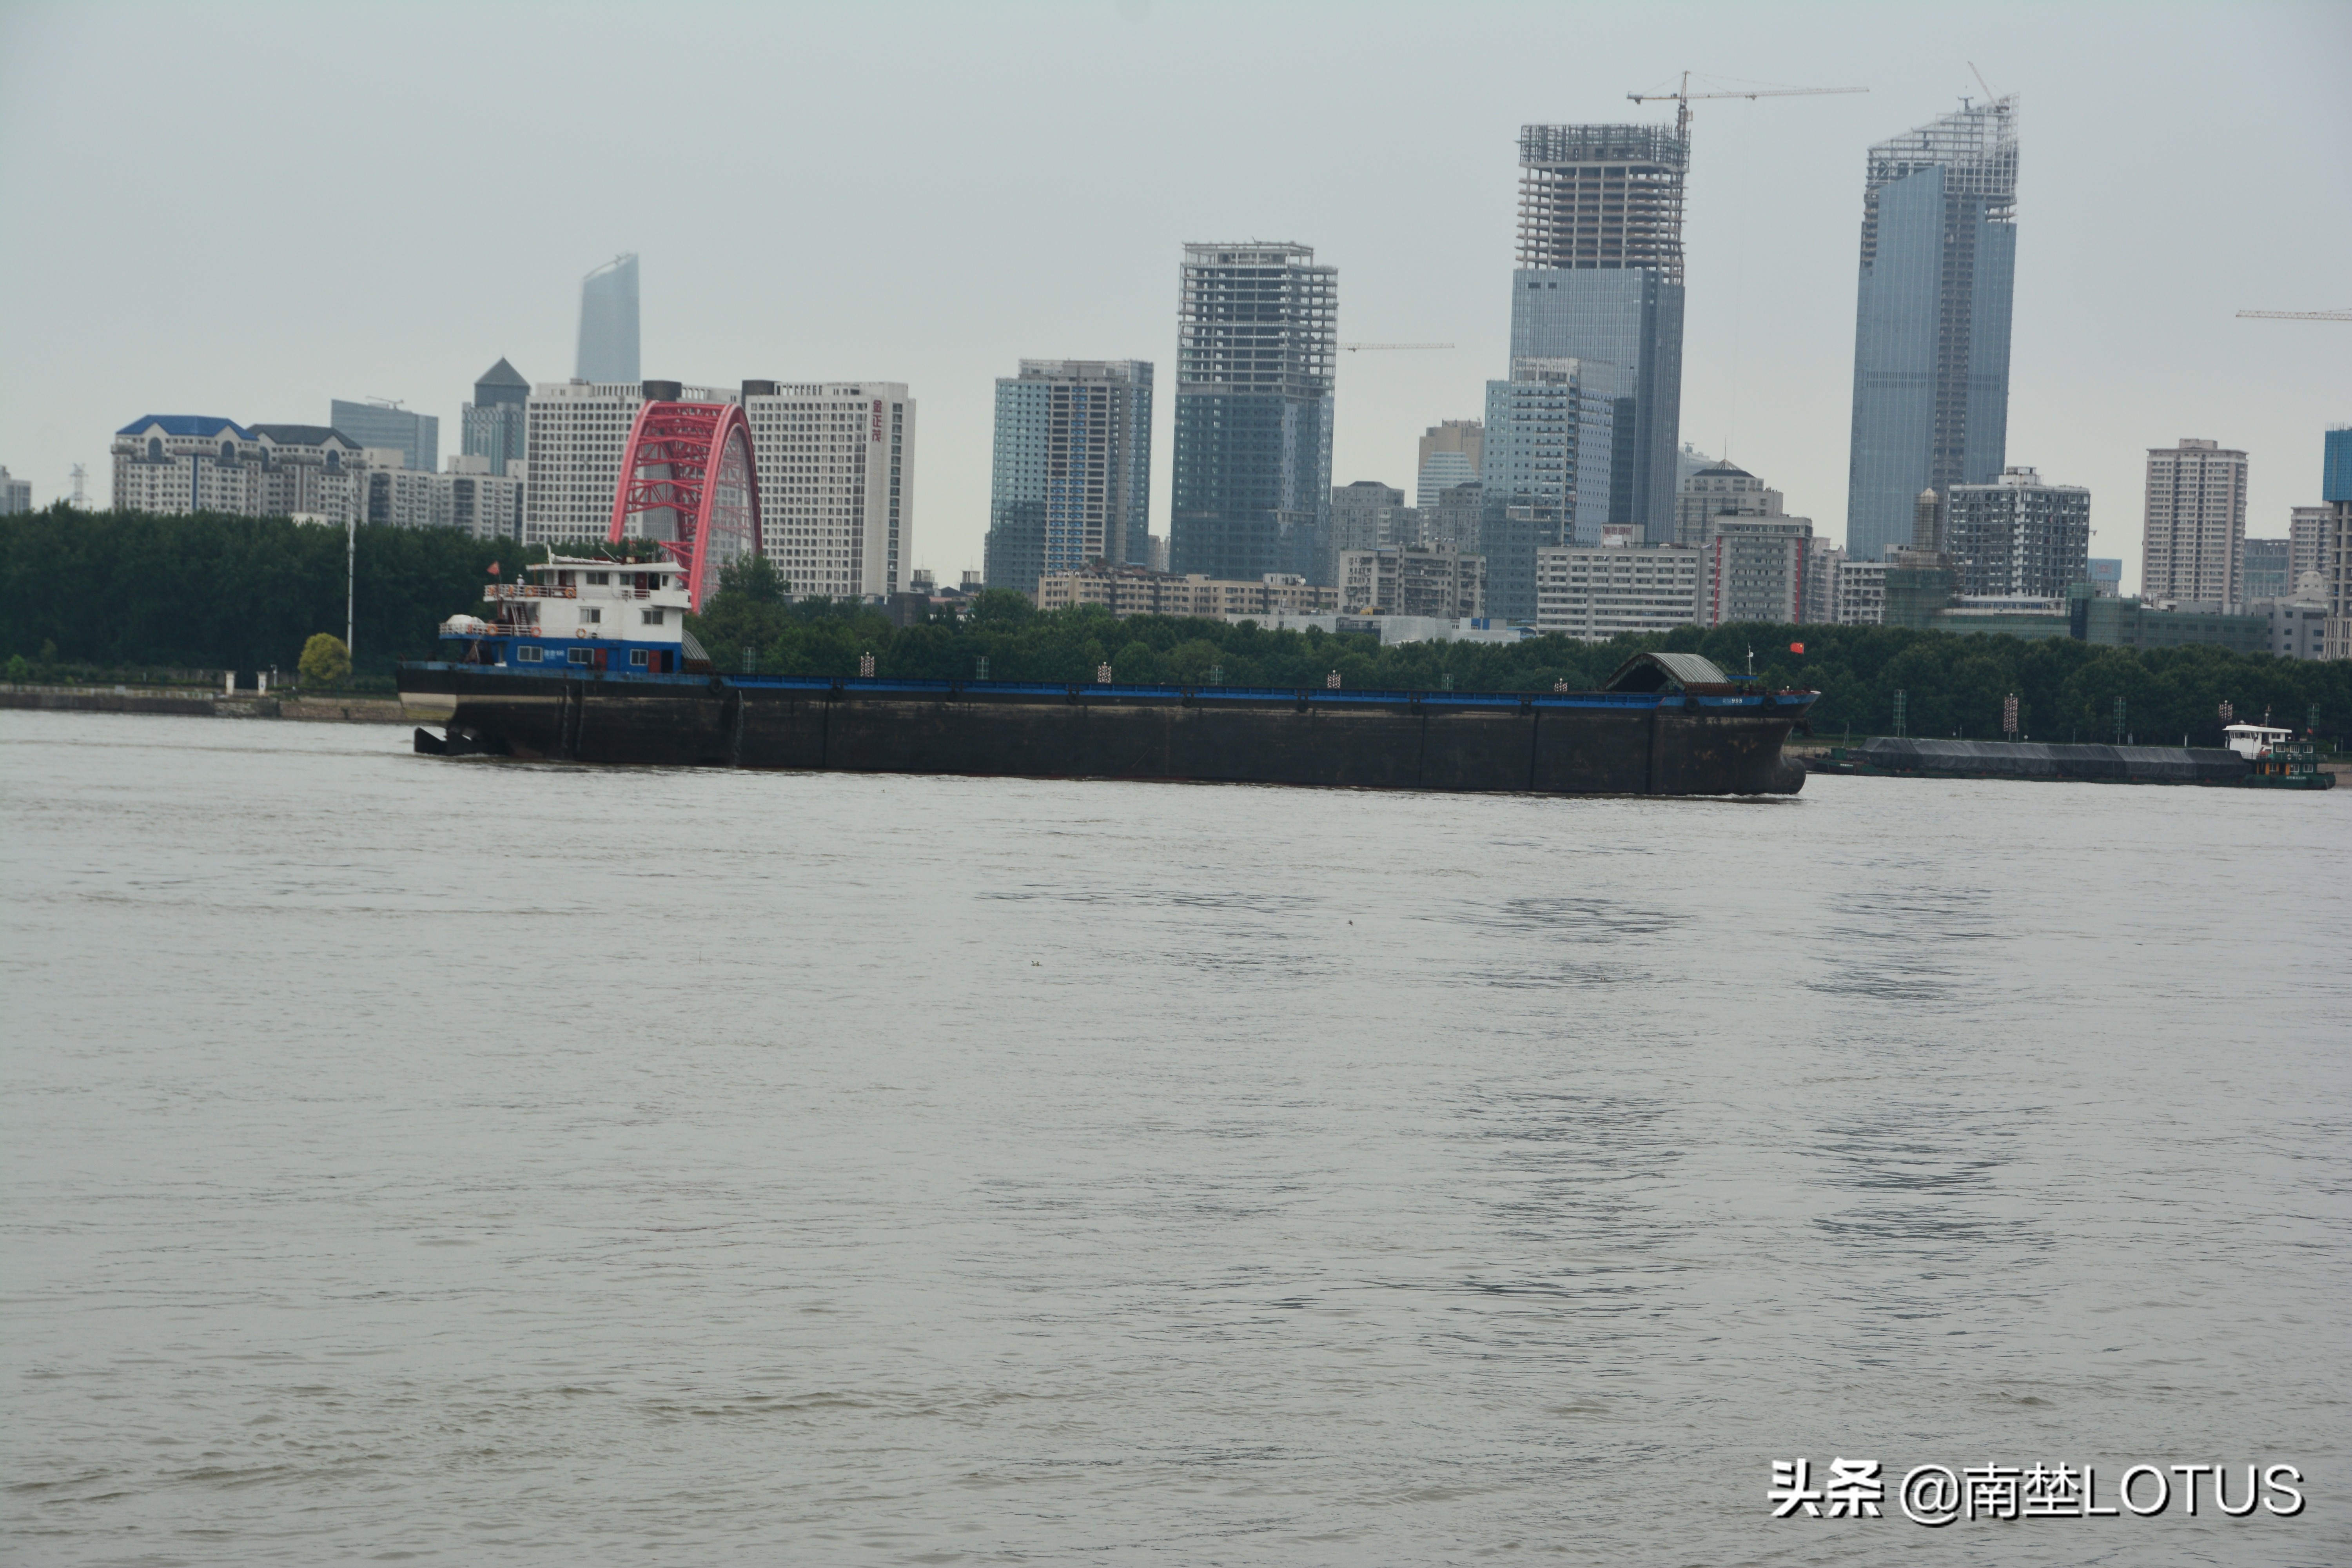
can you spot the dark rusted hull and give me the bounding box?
[397,666,1811,796]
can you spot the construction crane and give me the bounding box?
[2237,309,2352,322]
[1627,72,1867,139]
[1336,342,1454,352]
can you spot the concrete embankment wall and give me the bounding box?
[1,686,407,725]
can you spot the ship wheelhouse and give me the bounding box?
[2222,723,2294,761]
[439,555,706,673]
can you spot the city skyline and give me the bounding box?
[2,5,2344,596]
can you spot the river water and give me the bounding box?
[3,709,2346,1565]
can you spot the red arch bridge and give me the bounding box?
[605,394,761,610]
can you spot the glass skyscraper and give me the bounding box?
[1170,243,1337,583]
[1507,124,1687,544]
[984,360,1153,596]
[575,254,641,384]
[1846,98,2018,561]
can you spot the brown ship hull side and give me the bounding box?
[403,671,1807,796]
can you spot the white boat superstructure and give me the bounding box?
[2223,723,2293,760]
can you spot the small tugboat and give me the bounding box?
[2225,722,2337,790]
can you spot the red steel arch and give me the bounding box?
[606,400,762,612]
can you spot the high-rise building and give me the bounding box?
[1509,123,1688,541]
[443,456,524,541]
[1415,420,1483,507]
[1337,545,1485,619]
[1945,466,2091,597]
[1675,442,1720,494]
[983,360,1151,597]
[1669,460,1815,618]
[1845,97,2018,561]
[1705,518,1813,625]
[1834,558,1889,624]
[744,381,914,599]
[1534,539,1703,641]
[1675,461,1783,548]
[1421,481,1483,555]
[2239,539,2292,603]
[2141,437,2247,608]
[250,426,370,520]
[1806,541,1845,625]
[329,400,437,472]
[113,417,258,513]
[2325,427,2352,659]
[1329,481,1416,569]
[0,467,29,514]
[576,254,640,384]
[1170,243,1337,583]
[1480,358,1613,620]
[523,379,731,548]
[2289,505,2332,586]
[461,358,531,477]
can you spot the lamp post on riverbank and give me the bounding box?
[345,517,355,660]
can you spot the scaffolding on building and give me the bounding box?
[1515,124,1690,283]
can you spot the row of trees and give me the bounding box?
[4,511,2345,746]
[2,506,506,682]
[694,557,2350,750]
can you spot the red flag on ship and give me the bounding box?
[1789,642,1804,654]
[488,561,500,575]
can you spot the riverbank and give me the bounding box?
[0,684,405,725]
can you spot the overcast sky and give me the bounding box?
[3,1,2345,592]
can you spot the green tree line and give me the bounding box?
[695,557,2350,749]
[2,506,508,679]
[4,512,2345,746]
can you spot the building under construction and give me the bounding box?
[1506,124,1689,545]
[1846,97,2019,561]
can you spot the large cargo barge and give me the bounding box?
[396,559,1813,797]
[1806,733,2334,788]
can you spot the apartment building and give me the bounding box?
[522,380,727,548]
[2141,437,2247,607]
[1533,541,1702,641]
[984,359,1151,595]
[1706,518,1814,625]
[1035,564,1335,618]
[1834,559,1889,624]
[744,381,915,598]
[1336,546,1485,619]
[1945,466,2091,597]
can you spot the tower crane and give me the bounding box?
[2236,309,2351,322]
[1336,343,1455,352]
[1626,72,1867,140]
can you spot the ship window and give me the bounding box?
[641,608,665,625]
[567,648,592,665]
[516,644,543,663]
[581,608,601,622]
[630,649,650,667]
[587,572,609,585]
